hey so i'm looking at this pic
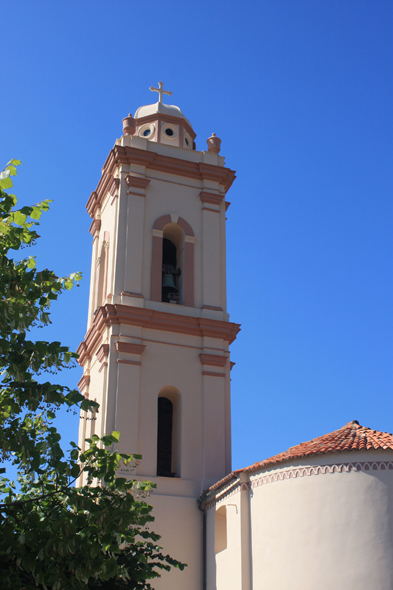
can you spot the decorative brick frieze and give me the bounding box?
[204,460,393,510]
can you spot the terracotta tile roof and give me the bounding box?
[203,421,393,497]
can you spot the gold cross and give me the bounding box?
[149,81,172,104]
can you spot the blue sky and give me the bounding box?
[1,1,392,472]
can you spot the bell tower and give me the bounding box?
[77,83,240,589]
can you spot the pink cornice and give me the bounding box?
[77,304,240,366]
[86,145,236,218]
[125,175,151,189]
[109,177,120,196]
[96,343,109,362]
[199,353,228,367]
[199,191,224,206]
[202,305,223,311]
[89,218,101,237]
[77,374,90,393]
[115,341,146,355]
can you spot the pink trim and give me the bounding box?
[98,362,108,373]
[86,146,236,218]
[202,305,223,311]
[199,353,228,367]
[77,305,241,366]
[115,341,146,355]
[121,291,144,298]
[77,374,90,393]
[125,175,150,189]
[89,219,101,237]
[109,177,120,197]
[202,371,225,378]
[183,241,194,307]
[153,214,172,231]
[117,359,141,366]
[150,235,163,302]
[96,344,109,362]
[199,191,224,206]
[177,216,195,237]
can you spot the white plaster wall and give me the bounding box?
[206,490,243,590]
[249,450,393,590]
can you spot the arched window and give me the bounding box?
[157,397,173,476]
[157,386,181,477]
[215,506,227,553]
[151,215,195,307]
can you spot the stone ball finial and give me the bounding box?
[207,132,221,154]
[122,113,136,136]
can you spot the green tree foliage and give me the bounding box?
[0,162,185,589]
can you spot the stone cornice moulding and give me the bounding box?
[96,343,109,362]
[199,353,228,367]
[199,190,224,206]
[89,218,101,237]
[115,341,146,356]
[77,304,240,366]
[204,460,393,511]
[109,177,120,197]
[86,145,236,218]
[125,175,151,189]
[77,374,90,394]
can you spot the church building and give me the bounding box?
[77,83,393,590]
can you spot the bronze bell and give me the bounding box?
[162,272,179,303]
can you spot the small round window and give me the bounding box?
[185,137,189,145]
[138,124,154,139]
[162,124,178,139]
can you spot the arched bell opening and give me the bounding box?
[157,386,181,478]
[161,223,184,304]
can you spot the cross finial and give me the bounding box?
[149,81,172,104]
